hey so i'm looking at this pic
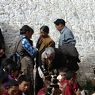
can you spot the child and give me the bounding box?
[1,58,21,81]
[2,79,19,95]
[18,75,31,95]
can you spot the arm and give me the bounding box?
[48,41,55,48]
[64,85,73,95]
[63,30,76,45]
[21,38,37,57]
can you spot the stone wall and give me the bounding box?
[0,0,95,81]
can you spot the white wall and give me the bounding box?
[0,0,95,81]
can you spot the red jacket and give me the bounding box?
[37,87,46,95]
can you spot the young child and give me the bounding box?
[2,79,19,95]
[1,58,21,81]
[57,70,67,92]
[18,75,31,95]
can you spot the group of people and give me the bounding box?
[0,19,81,95]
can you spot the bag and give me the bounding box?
[60,44,80,71]
[9,52,21,68]
[9,38,24,68]
[60,44,79,57]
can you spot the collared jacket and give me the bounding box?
[59,26,76,47]
[14,35,37,58]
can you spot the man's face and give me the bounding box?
[55,24,64,31]
[19,81,30,92]
[8,86,19,95]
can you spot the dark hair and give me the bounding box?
[40,25,49,34]
[65,71,74,80]
[18,75,31,84]
[7,79,18,87]
[59,68,68,73]
[54,19,65,26]
[20,25,34,34]
[1,58,20,74]
[0,68,8,84]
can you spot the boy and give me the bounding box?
[18,75,31,95]
[2,79,19,95]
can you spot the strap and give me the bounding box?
[15,37,25,53]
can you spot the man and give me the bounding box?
[14,25,37,79]
[54,19,80,72]
[54,19,76,47]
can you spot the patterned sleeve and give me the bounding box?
[21,38,37,57]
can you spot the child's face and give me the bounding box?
[8,86,19,95]
[57,72,66,81]
[19,81,30,92]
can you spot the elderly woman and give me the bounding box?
[41,47,67,73]
[41,47,80,73]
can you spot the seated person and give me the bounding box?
[37,75,51,95]
[57,69,67,91]
[1,58,21,81]
[18,75,31,95]
[37,74,62,95]
[2,79,19,95]
[61,71,81,95]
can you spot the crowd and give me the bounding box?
[0,19,82,95]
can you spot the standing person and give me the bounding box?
[54,19,76,48]
[36,26,55,94]
[13,25,37,79]
[36,25,55,65]
[54,19,80,72]
[0,29,6,67]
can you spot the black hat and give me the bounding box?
[54,19,65,26]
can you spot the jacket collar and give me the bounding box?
[60,26,66,34]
